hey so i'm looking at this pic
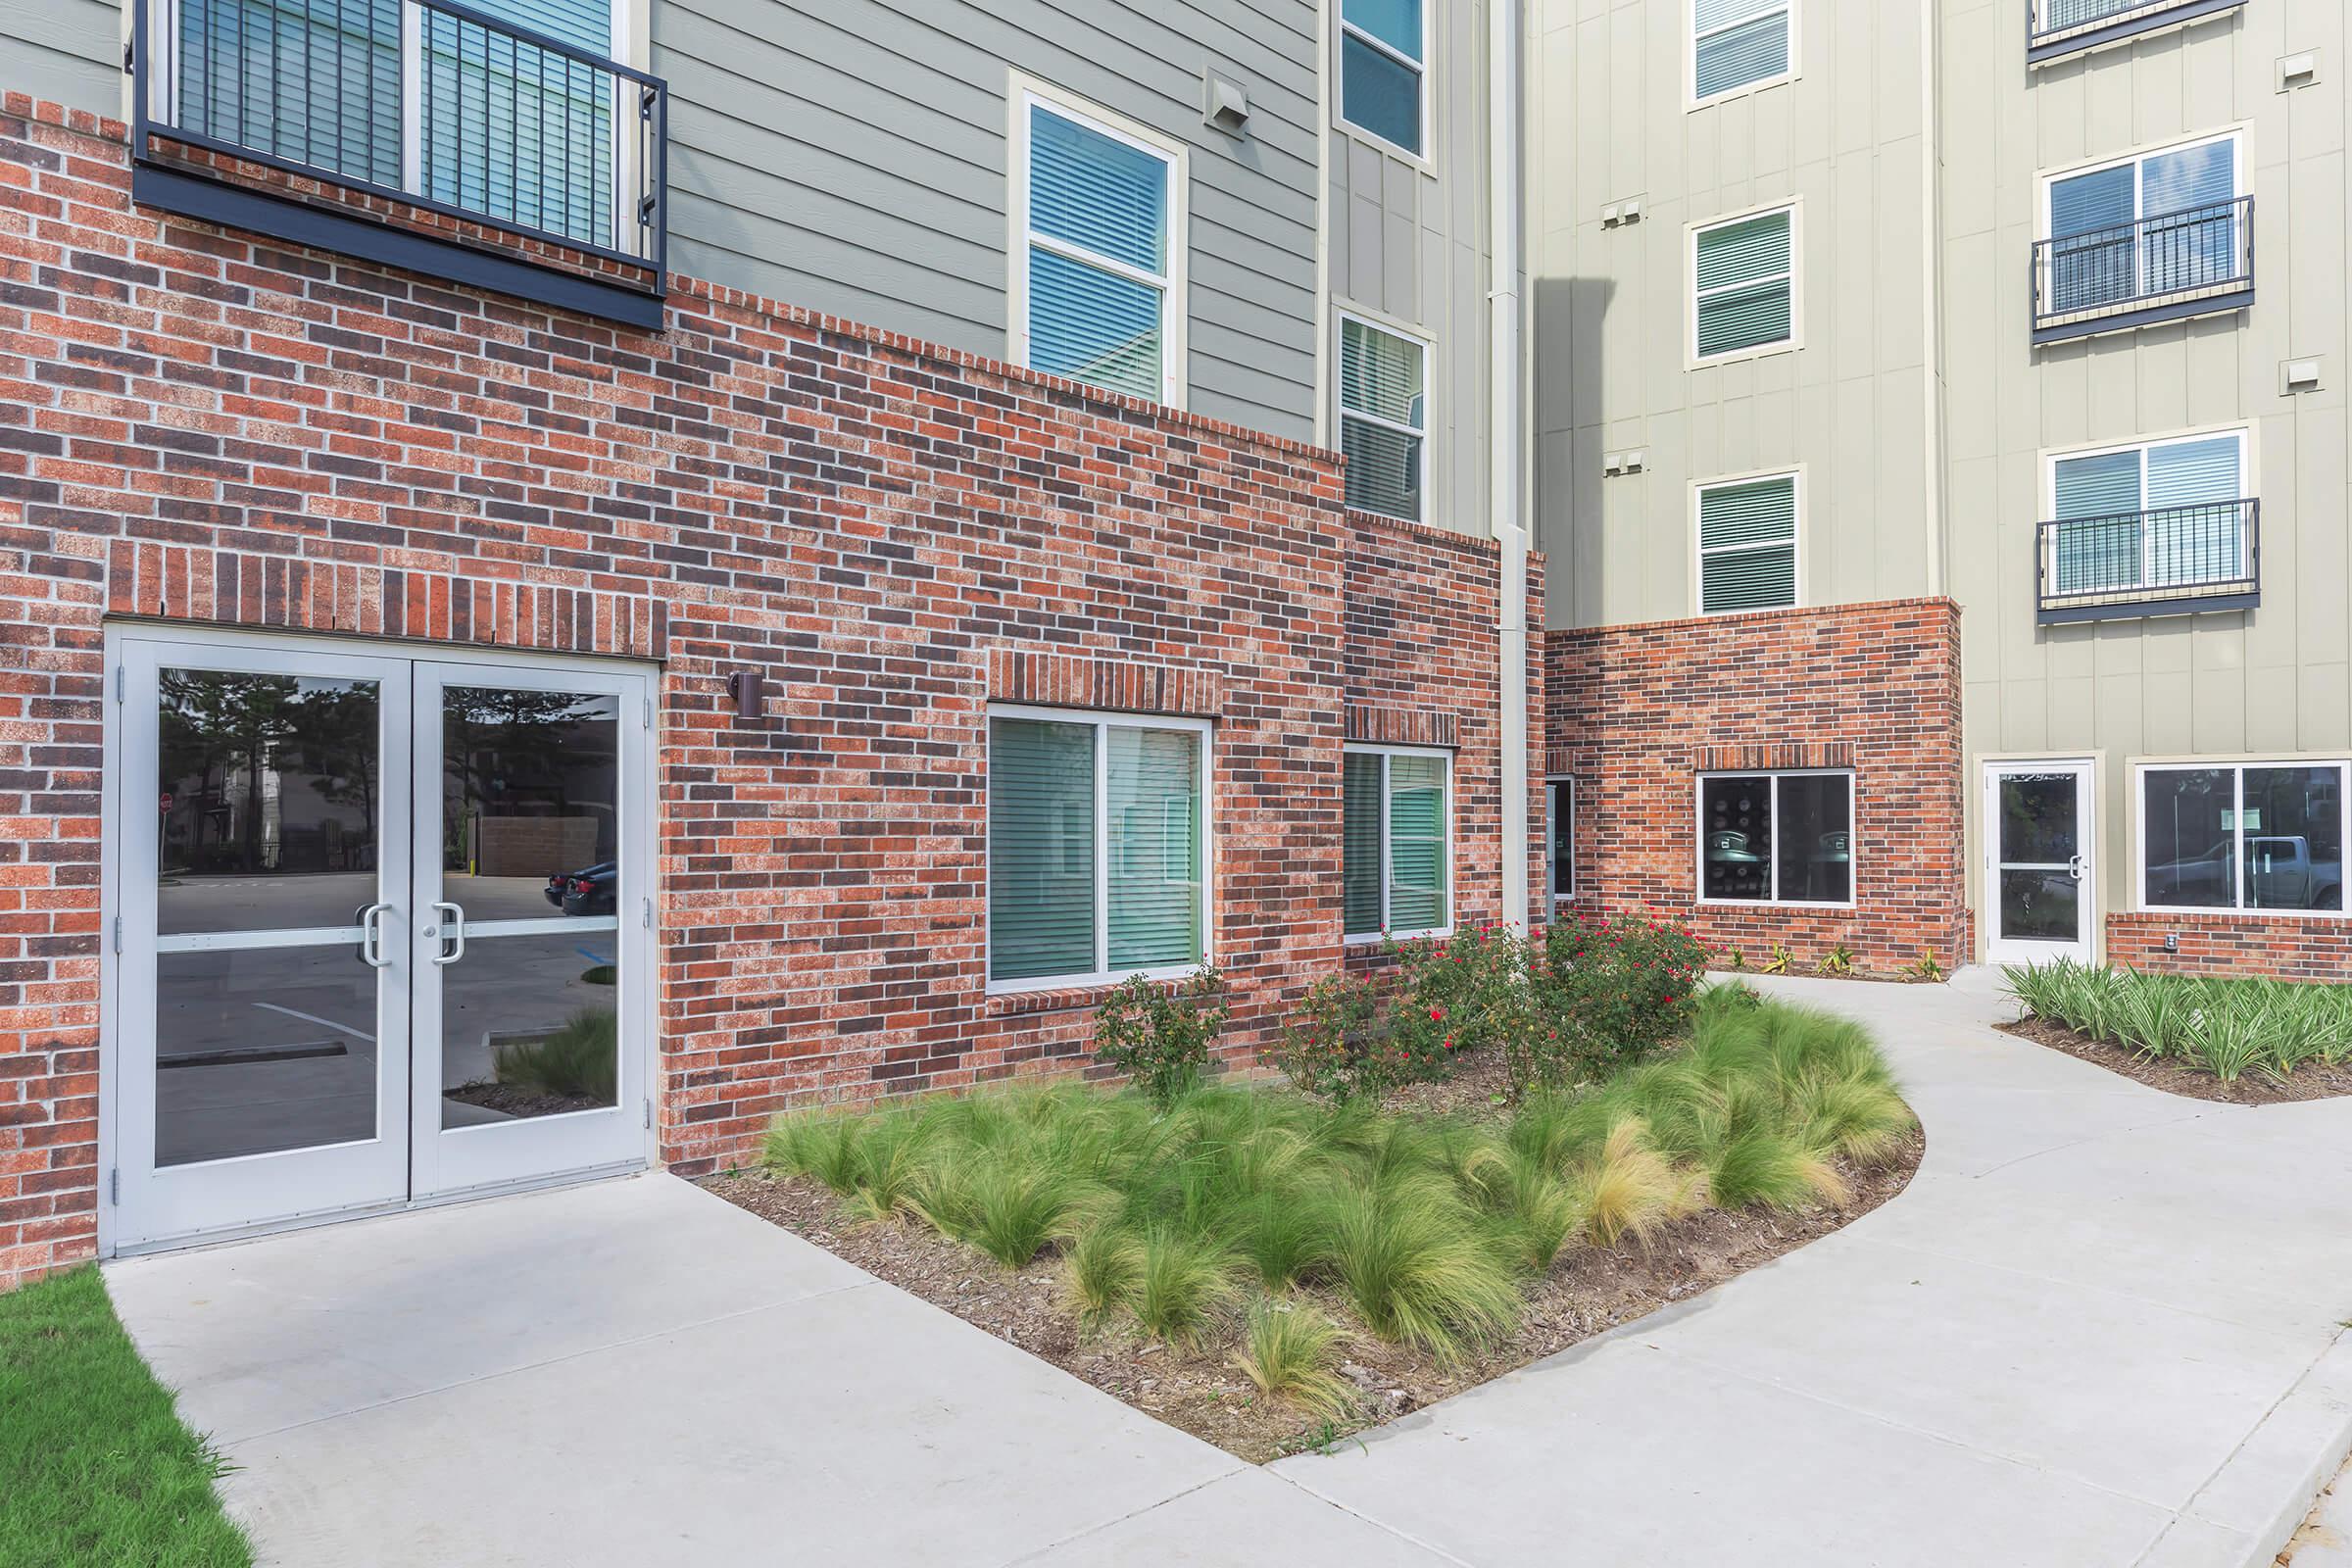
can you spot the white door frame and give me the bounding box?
[409,657,657,1199]
[1983,758,2098,965]
[102,625,659,1255]
[109,630,417,1250]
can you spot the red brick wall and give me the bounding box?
[0,99,1536,1287]
[1544,599,1968,975]
[1342,511,1548,959]
[2106,913,2352,980]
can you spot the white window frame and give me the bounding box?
[2132,758,2351,919]
[1337,0,1433,163]
[1336,308,1433,526]
[1005,78,1190,411]
[984,703,1215,994]
[1688,200,1802,368]
[1691,466,1803,615]
[2037,126,2246,243]
[1693,768,1857,908]
[1546,774,1577,903]
[2040,424,2254,589]
[1689,0,1798,110]
[1344,742,1455,944]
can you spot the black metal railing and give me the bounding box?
[130,0,665,274]
[2028,0,2246,63]
[2036,499,2259,620]
[2032,195,2251,341]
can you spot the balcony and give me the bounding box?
[2027,0,2247,66]
[128,0,666,327]
[2032,195,2252,345]
[2036,499,2260,623]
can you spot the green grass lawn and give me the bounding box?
[0,1266,250,1568]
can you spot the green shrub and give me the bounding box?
[2005,960,2352,1083]
[1094,968,1229,1111]
[1064,1224,1144,1328]
[1538,913,1711,1081]
[1322,1170,1521,1362]
[1265,970,1421,1103]
[492,1008,617,1102]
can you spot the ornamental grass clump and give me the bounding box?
[2005,959,2352,1083]
[759,988,1910,1385]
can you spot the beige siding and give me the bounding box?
[1944,0,2352,943]
[1326,0,1497,537]
[1529,0,1940,626]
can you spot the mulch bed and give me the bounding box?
[1996,1017,2352,1105]
[703,1120,1924,1464]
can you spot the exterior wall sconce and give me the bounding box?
[726,669,766,719]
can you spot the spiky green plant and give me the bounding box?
[1131,1227,1236,1345]
[492,1008,617,1102]
[1323,1171,1521,1362]
[1063,1223,1144,1328]
[1234,1299,1356,1419]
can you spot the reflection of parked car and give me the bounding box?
[544,862,617,916]
[2147,836,2341,908]
[1706,830,1762,866]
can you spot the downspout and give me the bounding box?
[1491,0,1530,929]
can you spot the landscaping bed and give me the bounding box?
[2003,961,2352,1104]
[0,1267,250,1568]
[709,921,1921,1462]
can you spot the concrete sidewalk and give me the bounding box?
[108,972,2352,1566]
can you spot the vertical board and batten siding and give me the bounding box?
[1527,0,1939,627]
[6,0,120,113]
[1938,0,2352,945]
[1327,0,1498,538]
[650,0,1325,440]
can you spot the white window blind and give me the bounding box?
[1694,0,1791,101]
[1698,472,1798,612]
[1693,207,1794,359]
[1022,100,1175,404]
[1340,317,1428,522]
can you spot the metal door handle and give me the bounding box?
[359,902,394,968]
[429,900,466,965]
[2066,854,2087,882]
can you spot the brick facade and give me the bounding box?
[1544,598,1969,975]
[2106,912,2352,980]
[0,98,1535,1288]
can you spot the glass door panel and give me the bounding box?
[410,663,647,1197]
[117,638,415,1249]
[1985,763,2093,963]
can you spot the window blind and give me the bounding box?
[1340,318,1427,521]
[1694,0,1789,100]
[1105,726,1201,970]
[178,0,403,185]
[989,718,1098,982]
[1387,755,1448,935]
[1694,210,1793,357]
[1341,0,1423,153]
[1343,751,1384,936]
[1698,474,1797,612]
[1026,103,1170,402]
[421,0,616,249]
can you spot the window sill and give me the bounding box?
[984,968,1215,1015]
[2132,906,2348,922]
[1693,899,1859,913]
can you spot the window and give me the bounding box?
[2047,430,2250,598]
[988,708,1209,988]
[1344,745,1452,940]
[1692,206,1796,361]
[1546,776,1577,903]
[1697,471,1798,613]
[1339,315,1429,522]
[1698,771,1852,905]
[1692,0,1793,104]
[2041,131,2243,318]
[2139,762,2346,914]
[1340,0,1426,156]
[1016,94,1182,406]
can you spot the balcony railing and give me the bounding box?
[2027,0,2247,65]
[2032,195,2252,345]
[2036,499,2260,622]
[128,0,666,325]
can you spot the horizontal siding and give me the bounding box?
[8,0,122,116]
[654,0,1324,441]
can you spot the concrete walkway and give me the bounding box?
[108,972,2352,1566]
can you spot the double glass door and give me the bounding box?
[113,631,653,1250]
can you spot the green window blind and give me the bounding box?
[988,718,1097,982]
[1698,474,1797,612]
[177,0,403,186]
[1694,210,1793,358]
[1693,0,1789,100]
[1340,318,1426,521]
[1025,103,1170,402]
[1343,751,1384,936]
[1106,726,1202,970]
[1387,755,1448,934]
